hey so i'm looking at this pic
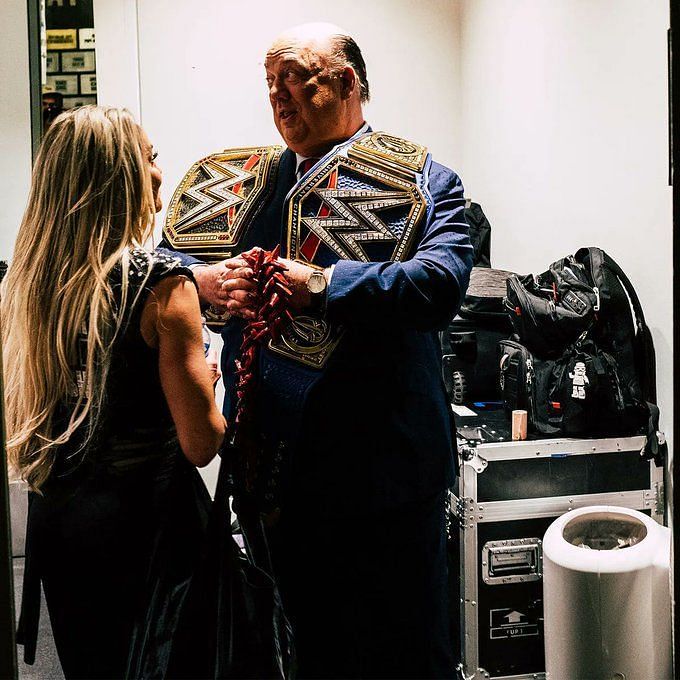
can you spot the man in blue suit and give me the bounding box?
[161,22,472,678]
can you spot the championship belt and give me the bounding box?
[163,145,283,327]
[268,131,431,368]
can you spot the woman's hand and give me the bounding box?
[206,348,221,386]
[193,258,257,316]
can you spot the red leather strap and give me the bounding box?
[232,246,293,489]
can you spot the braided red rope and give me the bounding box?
[232,246,293,489]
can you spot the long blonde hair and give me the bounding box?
[1,105,156,491]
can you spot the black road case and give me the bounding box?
[450,407,664,680]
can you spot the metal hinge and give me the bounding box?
[655,481,665,516]
[460,445,488,474]
[453,496,483,530]
[643,482,665,518]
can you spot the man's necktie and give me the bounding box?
[297,158,319,180]
[297,157,331,261]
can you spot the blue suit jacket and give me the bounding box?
[160,142,473,518]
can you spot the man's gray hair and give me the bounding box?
[332,34,370,103]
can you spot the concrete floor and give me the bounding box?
[12,558,64,680]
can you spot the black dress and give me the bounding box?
[16,249,211,680]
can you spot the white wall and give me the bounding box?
[458,0,673,504]
[92,0,141,120]
[0,0,33,261]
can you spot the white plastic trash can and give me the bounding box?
[543,505,671,680]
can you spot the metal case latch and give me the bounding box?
[482,538,543,585]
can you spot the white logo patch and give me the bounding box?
[569,361,589,400]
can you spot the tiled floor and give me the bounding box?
[12,558,64,680]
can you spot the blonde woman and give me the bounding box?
[2,106,226,678]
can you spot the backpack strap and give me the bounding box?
[601,252,648,329]
[601,251,657,403]
[643,401,667,467]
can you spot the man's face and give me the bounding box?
[42,94,61,112]
[42,94,63,130]
[265,37,348,156]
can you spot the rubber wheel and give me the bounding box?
[451,370,467,405]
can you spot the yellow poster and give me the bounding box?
[46,29,77,51]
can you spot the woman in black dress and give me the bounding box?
[1,105,227,679]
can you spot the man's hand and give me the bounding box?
[193,258,257,319]
[221,251,322,316]
[277,258,326,310]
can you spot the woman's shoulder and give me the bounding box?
[133,250,202,350]
[110,248,195,294]
[127,247,195,288]
[111,248,197,319]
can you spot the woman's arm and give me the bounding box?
[141,275,226,467]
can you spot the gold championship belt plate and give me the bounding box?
[268,132,430,368]
[164,145,282,255]
[164,145,283,326]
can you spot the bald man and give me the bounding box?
[160,23,473,678]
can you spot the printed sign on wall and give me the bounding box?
[79,28,95,49]
[46,74,79,96]
[62,96,97,110]
[46,29,77,50]
[46,52,60,73]
[61,51,96,72]
[79,74,97,95]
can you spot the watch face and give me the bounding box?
[307,271,327,295]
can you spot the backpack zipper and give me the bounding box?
[585,250,604,312]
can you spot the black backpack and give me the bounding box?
[501,247,665,464]
[566,248,657,405]
[441,203,515,404]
